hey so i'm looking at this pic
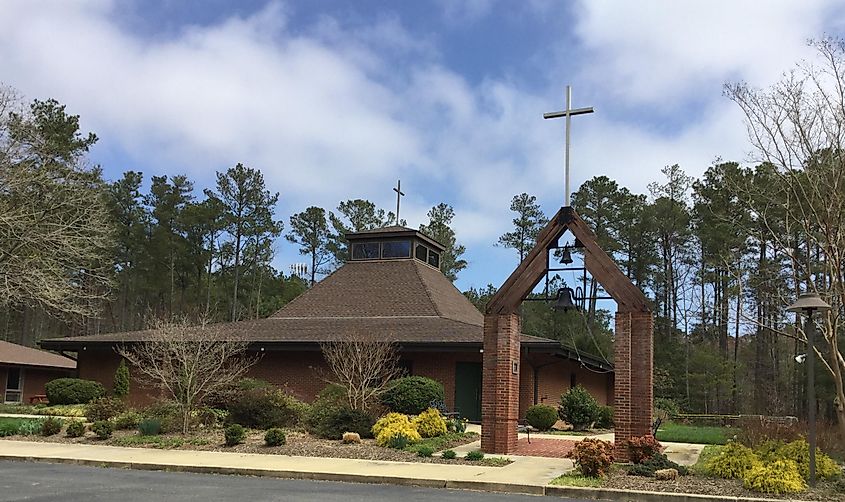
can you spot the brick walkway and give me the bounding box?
[511,438,577,458]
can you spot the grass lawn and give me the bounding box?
[549,473,603,487]
[0,416,43,436]
[655,422,733,445]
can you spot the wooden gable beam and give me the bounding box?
[486,206,650,315]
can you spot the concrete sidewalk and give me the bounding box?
[0,439,572,494]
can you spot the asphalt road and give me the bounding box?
[0,461,590,501]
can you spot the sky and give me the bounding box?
[2,0,845,292]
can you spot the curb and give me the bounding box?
[0,454,814,502]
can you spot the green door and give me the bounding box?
[454,362,482,422]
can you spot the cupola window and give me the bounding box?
[381,240,411,259]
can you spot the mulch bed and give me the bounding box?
[2,429,493,466]
[602,469,842,501]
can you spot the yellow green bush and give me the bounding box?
[742,459,806,494]
[770,439,840,481]
[373,413,421,447]
[372,412,411,437]
[704,441,760,479]
[412,408,447,438]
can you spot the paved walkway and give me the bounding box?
[0,440,573,490]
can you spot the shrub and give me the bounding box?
[653,397,680,420]
[441,449,457,460]
[45,378,105,405]
[227,388,309,429]
[113,411,141,430]
[465,450,485,461]
[742,459,806,494]
[736,416,801,449]
[770,439,840,480]
[65,420,85,438]
[40,416,62,436]
[416,446,435,457]
[525,404,558,431]
[380,377,445,415]
[113,359,130,399]
[224,424,246,446]
[705,441,760,479]
[17,420,41,435]
[567,438,614,477]
[386,434,410,449]
[558,385,600,431]
[85,397,126,422]
[264,427,286,446]
[413,408,447,438]
[91,420,113,440]
[138,418,161,436]
[0,421,18,437]
[141,401,183,433]
[196,407,227,428]
[595,406,614,429]
[625,435,663,464]
[373,413,421,447]
[310,405,375,440]
[446,417,466,433]
[627,453,688,477]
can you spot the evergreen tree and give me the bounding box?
[419,203,467,282]
[497,193,547,263]
[327,199,392,265]
[286,206,332,286]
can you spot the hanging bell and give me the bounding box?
[551,287,578,312]
[559,247,573,265]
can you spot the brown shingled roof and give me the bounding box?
[0,340,76,369]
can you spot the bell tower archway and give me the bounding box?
[481,206,653,459]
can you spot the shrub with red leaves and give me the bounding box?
[567,438,615,477]
[625,435,663,464]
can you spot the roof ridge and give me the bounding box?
[411,260,444,318]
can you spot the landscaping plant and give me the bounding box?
[138,418,162,436]
[39,416,62,436]
[85,397,126,422]
[465,450,484,461]
[441,450,457,460]
[566,438,614,477]
[306,385,375,439]
[412,408,447,438]
[112,411,142,430]
[558,385,600,430]
[704,441,760,479]
[44,378,105,405]
[380,376,445,415]
[17,420,41,436]
[65,420,85,438]
[627,453,688,477]
[595,405,614,429]
[113,359,130,399]
[227,388,309,429]
[525,404,558,431]
[761,439,841,481]
[91,420,113,439]
[625,434,663,464]
[373,413,421,447]
[416,446,435,457]
[742,459,806,494]
[224,424,246,446]
[264,427,286,446]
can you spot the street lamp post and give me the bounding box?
[786,292,831,488]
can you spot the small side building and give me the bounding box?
[41,226,613,419]
[0,340,76,404]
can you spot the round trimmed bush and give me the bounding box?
[227,388,309,429]
[65,420,85,438]
[558,385,600,431]
[525,404,558,431]
[45,378,105,405]
[224,424,246,446]
[40,416,62,436]
[306,386,375,440]
[381,377,445,415]
[91,420,113,440]
[85,397,126,422]
[264,427,286,446]
[412,408,447,438]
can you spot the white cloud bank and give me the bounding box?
[1,0,842,287]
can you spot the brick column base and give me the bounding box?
[614,310,654,460]
[481,313,520,454]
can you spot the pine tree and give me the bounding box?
[419,203,467,282]
[497,193,547,263]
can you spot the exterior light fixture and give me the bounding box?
[786,292,831,487]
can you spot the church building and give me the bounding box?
[41,226,613,420]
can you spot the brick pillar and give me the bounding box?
[614,310,654,460]
[481,312,520,454]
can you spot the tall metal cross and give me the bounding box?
[543,85,594,207]
[393,179,405,223]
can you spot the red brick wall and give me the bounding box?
[481,313,521,454]
[518,355,612,418]
[614,311,654,460]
